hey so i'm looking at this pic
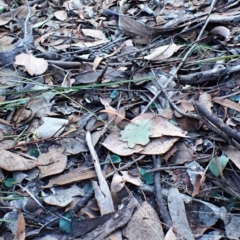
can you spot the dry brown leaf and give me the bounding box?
[15,53,48,76]
[111,171,142,193]
[209,26,230,41]
[102,132,144,156]
[118,14,151,37]
[179,100,195,112]
[169,142,193,165]
[15,211,25,240]
[108,230,122,240]
[192,174,202,197]
[38,147,67,177]
[0,0,7,7]
[114,107,126,126]
[82,29,108,41]
[132,113,187,138]
[54,10,68,21]
[63,0,83,10]
[93,57,104,71]
[177,117,199,131]
[164,227,177,240]
[43,185,85,207]
[141,137,179,155]
[100,109,126,123]
[33,117,68,138]
[111,172,124,193]
[91,130,102,147]
[226,118,237,127]
[199,93,213,113]
[124,201,164,240]
[144,43,179,61]
[13,5,36,19]
[156,15,165,25]
[0,149,38,171]
[213,98,240,112]
[223,146,240,170]
[191,0,206,6]
[0,16,11,26]
[118,0,151,37]
[100,107,117,120]
[99,97,126,125]
[12,108,31,125]
[168,188,194,240]
[0,35,15,52]
[42,166,97,188]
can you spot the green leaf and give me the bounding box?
[33,20,48,29]
[110,155,121,164]
[226,202,240,211]
[140,168,154,185]
[169,119,178,126]
[150,102,157,109]
[110,90,119,99]
[4,98,29,110]
[231,95,240,102]
[29,148,40,158]
[4,178,16,188]
[0,6,6,13]
[119,120,151,148]
[209,154,229,177]
[59,212,71,233]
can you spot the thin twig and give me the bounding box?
[195,102,240,143]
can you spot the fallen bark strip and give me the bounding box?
[78,197,136,240]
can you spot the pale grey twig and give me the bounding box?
[24,0,31,41]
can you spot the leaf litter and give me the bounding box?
[1,0,240,239]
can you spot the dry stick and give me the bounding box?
[150,74,229,155]
[178,65,240,85]
[147,166,188,173]
[195,102,240,143]
[196,111,233,144]
[105,155,146,178]
[85,131,114,215]
[141,0,218,114]
[152,155,172,228]
[156,80,199,119]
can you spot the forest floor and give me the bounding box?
[1,0,240,239]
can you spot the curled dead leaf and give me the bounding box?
[144,43,180,61]
[199,92,213,113]
[111,171,142,193]
[15,53,48,75]
[209,26,230,41]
